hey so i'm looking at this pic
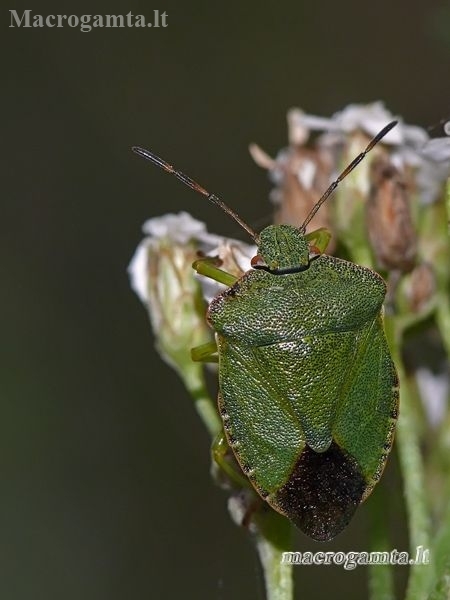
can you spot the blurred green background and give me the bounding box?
[3,1,449,598]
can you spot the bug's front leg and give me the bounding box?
[191,255,237,363]
[192,256,238,286]
[305,227,332,255]
[191,341,219,363]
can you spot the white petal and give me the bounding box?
[415,160,450,204]
[296,159,317,190]
[333,102,400,140]
[402,124,429,148]
[421,137,450,163]
[294,113,337,131]
[287,108,310,145]
[142,211,211,245]
[301,102,428,148]
[128,239,150,303]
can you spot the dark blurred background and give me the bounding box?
[2,1,449,598]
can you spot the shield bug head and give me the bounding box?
[251,225,310,273]
[133,120,399,541]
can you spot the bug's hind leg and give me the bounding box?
[212,432,266,528]
[212,431,251,489]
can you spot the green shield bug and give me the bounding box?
[133,120,399,541]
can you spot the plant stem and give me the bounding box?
[435,293,450,361]
[384,316,433,600]
[254,511,294,600]
[426,559,450,600]
[182,365,222,438]
[256,538,293,600]
[368,487,396,600]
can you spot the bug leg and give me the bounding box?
[191,341,219,363]
[212,431,251,489]
[240,496,265,529]
[305,227,332,254]
[193,257,238,286]
[213,434,265,529]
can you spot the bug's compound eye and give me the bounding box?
[251,254,268,269]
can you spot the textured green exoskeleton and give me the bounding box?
[133,120,399,541]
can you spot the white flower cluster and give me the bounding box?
[288,102,450,204]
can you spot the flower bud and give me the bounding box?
[128,212,216,385]
[366,155,417,273]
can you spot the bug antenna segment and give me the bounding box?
[132,146,259,243]
[300,120,398,233]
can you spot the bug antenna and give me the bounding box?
[300,120,398,233]
[132,146,259,243]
